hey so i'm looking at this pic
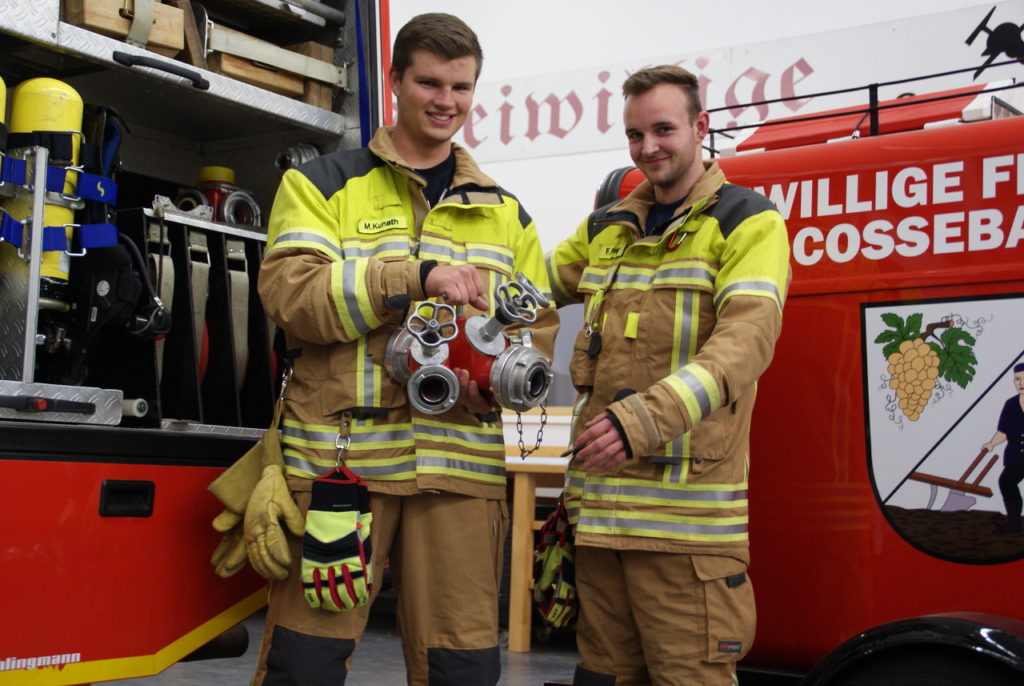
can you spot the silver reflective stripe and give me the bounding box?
[282,424,414,445]
[614,271,652,286]
[341,261,372,335]
[656,266,715,283]
[585,481,747,502]
[415,422,505,446]
[579,513,747,536]
[673,368,713,418]
[419,242,459,262]
[467,245,514,269]
[284,454,332,476]
[281,425,336,443]
[349,462,415,478]
[579,270,607,288]
[359,341,376,407]
[342,239,411,258]
[714,279,783,309]
[417,455,505,477]
[273,230,343,258]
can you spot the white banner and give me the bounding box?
[455,2,1024,163]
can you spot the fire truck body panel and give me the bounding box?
[727,102,1024,677]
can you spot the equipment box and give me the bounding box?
[62,0,185,57]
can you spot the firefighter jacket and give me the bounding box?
[546,162,789,562]
[258,127,558,500]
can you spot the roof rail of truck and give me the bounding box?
[707,59,1024,157]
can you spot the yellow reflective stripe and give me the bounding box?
[664,363,721,421]
[269,228,343,259]
[577,507,748,542]
[413,417,505,447]
[545,255,576,305]
[348,454,417,481]
[354,338,381,407]
[624,312,639,339]
[579,476,748,508]
[714,278,784,312]
[341,234,412,260]
[653,262,716,289]
[331,259,383,339]
[611,265,654,292]
[283,448,336,477]
[416,451,506,483]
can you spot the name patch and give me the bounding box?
[600,244,625,259]
[359,216,407,234]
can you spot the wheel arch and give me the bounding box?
[802,612,1024,685]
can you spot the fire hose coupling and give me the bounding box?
[384,272,553,415]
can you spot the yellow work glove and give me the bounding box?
[302,467,374,612]
[210,509,248,578]
[208,419,279,578]
[244,464,305,580]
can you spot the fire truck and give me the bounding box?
[596,70,1024,683]
[0,1,388,683]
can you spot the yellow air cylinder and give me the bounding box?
[5,77,83,300]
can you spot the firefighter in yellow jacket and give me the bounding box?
[547,65,789,686]
[248,14,557,685]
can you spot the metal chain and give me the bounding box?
[516,404,548,458]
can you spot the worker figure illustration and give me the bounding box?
[981,362,1024,535]
[546,65,790,685]
[237,13,557,685]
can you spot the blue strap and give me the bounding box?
[1,157,26,185]
[0,213,118,251]
[45,166,67,193]
[41,225,69,252]
[75,172,118,205]
[0,159,117,206]
[79,222,118,249]
[0,212,22,245]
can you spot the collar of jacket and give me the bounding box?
[605,161,727,241]
[368,126,499,193]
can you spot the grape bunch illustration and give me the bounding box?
[874,313,977,421]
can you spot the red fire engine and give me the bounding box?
[597,71,1024,683]
[0,1,389,684]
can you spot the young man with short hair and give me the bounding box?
[547,65,790,685]
[250,13,557,685]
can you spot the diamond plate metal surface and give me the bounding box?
[161,420,264,440]
[0,1,60,43]
[0,380,123,425]
[0,246,30,382]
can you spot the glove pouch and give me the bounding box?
[301,466,374,612]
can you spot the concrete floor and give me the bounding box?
[115,605,580,686]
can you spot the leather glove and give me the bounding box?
[244,464,305,580]
[210,509,248,578]
[208,420,279,578]
[532,499,577,628]
[302,467,373,612]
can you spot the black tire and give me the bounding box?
[818,646,1022,686]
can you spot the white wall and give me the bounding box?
[388,0,1009,249]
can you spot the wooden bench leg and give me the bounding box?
[508,471,536,653]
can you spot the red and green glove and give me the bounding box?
[532,499,577,628]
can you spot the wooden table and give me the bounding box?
[505,454,569,653]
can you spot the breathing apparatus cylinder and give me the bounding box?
[3,77,83,308]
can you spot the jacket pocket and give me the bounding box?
[692,555,756,664]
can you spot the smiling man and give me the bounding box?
[248,13,556,686]
[546,65,791,685]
